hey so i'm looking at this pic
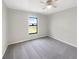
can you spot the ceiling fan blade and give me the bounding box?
[51,1,57,8]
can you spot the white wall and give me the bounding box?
[7,7,77,47]
[48,7,77,47]
[8,9,48,45]
[2,3,8,56]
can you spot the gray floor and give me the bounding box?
[3,37,77,59]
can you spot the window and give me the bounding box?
[28,16,38,34]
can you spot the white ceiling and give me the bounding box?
[3,0,77,15]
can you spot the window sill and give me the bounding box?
[29,32,37,35]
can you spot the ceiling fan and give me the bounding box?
[40,0,58,9]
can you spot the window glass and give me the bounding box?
[28,16,38,34]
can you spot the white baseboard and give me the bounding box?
[8,35,48,45]
[2,45,8,58]
[8,35,77,48]
[49,36,77,48]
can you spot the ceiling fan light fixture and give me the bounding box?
[47,5,52,9]
[41,0,58,9]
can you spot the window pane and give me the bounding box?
[28,16,38,34]
[29,26,37,33]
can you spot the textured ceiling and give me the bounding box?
[3,0,77,15]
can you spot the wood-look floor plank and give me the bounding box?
[23,42,41,59]
[3,37,77,59]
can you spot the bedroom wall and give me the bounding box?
[8,9,48,45]
[7,7,77,47]
[2,3,8,56]
[48,7,77,47]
